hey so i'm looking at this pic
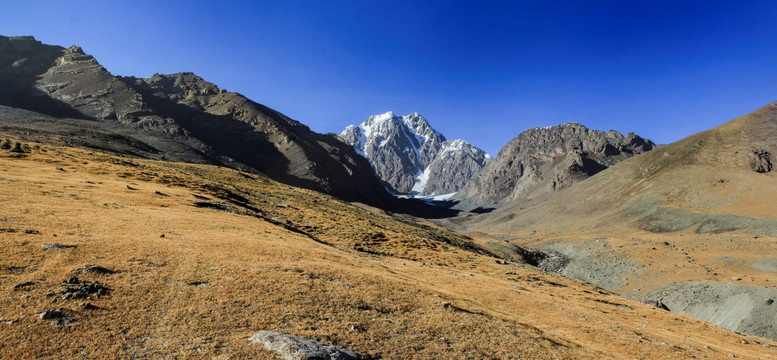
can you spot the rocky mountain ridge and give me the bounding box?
[340,111,490,195]
[452,122,655,210]
[0,35,400,208]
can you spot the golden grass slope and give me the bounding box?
[0,137,776,359]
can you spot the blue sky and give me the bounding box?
[3,1,777,155]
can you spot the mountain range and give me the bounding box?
[340,111,490,196]
[0,35,397,209]
[3,34,777,358]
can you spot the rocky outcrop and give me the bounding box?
[452,123,655,210]
[424,140,490,195]
[0,35,395,207]
[248,331,361,360]
[340,112,489,195]
[749,149,772,173]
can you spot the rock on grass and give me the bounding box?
[73,265,115,274]
[39,308,78,326]
[45,277,110,301]
[248,330,361,360]
[41,243,77,250]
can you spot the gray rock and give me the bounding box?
[50,316,78,326]
[39,308,67,320]
[37,307,77,326]
[73,265,115,274]
[12,281,35,290]
[45,276,110,301]
[41,243,76,250]
[248,330,360,360]
[453,123,655,210]
[80,302,101,310]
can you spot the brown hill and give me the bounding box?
[1,136,775,358]
[465,100,777,340]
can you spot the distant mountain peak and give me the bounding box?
[340,112,488,195]
[453,122,655,210]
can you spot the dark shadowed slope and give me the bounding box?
[0,35,397,207]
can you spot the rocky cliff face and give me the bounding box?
[0,35,394,206]
[423,139,491,195]
[453,123,655,210]
[340,112,489,195]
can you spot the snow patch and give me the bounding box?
[396,192,457,205]
[409,166,431,195]
[527,122,582,131]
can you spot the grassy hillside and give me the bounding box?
[464,101,777,340]
[0,136,775,359]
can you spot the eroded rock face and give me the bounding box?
[340,112,489,195]
[248,330,361,360]
[749,149,772,173]
[424,140,491,195]
[453,123,655,210]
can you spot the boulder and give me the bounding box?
[248,330,361,360]
[749,149,772,173]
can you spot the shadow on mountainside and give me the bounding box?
[0,39,91,120]
[122,78,292,180]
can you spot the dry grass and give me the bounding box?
[1,137,776,359]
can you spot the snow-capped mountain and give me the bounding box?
[339,111,490,196]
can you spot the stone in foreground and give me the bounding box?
[248,330,361,360]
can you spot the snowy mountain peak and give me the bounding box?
[370,111,395,122]
[340,112,489,195]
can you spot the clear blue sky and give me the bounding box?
[3,1,777,155]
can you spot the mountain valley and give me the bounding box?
[1,134,775,359]
[2,34,777,359]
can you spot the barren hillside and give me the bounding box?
[465,100,777,341]
[1,136,774,358]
